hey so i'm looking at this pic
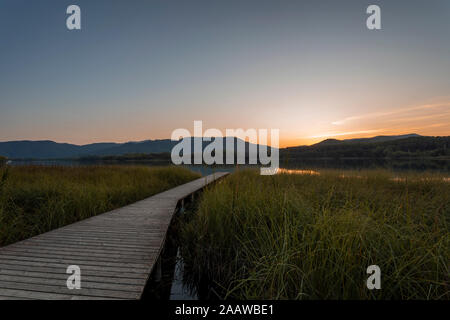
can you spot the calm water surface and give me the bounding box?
[9,158,450,174]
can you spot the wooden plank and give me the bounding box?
[0,172,229,300]
[23,238,163,250]
[26,235,163,246]
[1,247,153,262]
[0,263,149,280]
[0,257,151,273]
[0,288,120,300]
[0,281,139,299]
[0,275,142,292]
[0,295,35,300]
[0,269,146,285]
[0,253,149,269]
[3,242,157,257]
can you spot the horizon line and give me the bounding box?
[0,132,446,149]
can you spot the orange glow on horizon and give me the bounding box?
[3,98,449,148]
[280,129,450,148]
[20,128,447,149]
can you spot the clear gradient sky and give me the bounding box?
[1,0,449,147]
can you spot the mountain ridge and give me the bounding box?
[0,134,448,159]
[313,134,421,146]
[0,137,263,159]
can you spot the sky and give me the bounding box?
[0,0,449,147]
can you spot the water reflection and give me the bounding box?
[280,158,450,172]
[277,168,319,175]
[390,177,450,183]
[7,158,450,175]
[169,249,198,300]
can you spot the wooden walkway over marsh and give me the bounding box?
[0,172,229,300]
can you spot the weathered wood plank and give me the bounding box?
[0,275,142,292]
[0,263,149,280]
[0,281,139,299]
[23,238,163,250]
[0,269,146,285]
[0,253,149,269]
[3,243,157,257]
[0,288,119,300]
[1,247,153,262]
[0,260,150,275]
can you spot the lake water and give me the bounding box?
[8,158,450,174]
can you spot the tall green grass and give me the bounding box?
[181,169,449,299]
[0,165,200,247]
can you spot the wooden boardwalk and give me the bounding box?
[0,172,229,300]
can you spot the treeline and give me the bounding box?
[282,136,450,159]
[78,152,172,162]
[78,148,272,165]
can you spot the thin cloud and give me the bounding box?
[331,102,450,126]
[386,111,450,123]
[310,129,381,139]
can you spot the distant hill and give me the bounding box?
[315,134,421,146]
[0,140,124,159]
[284,135,450,159]
[0,134,448,160]
[0,138,264,160]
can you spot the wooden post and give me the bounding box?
[179,198,185,214]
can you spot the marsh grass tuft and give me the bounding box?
[0,165,200,247]
[181,169,449,299]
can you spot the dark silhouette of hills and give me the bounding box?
[284,135,449,159]
[315,134,421,146]
[0,138,264,160]
[0,140,121,159]
[0,134,448,160]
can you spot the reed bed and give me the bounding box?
[181,169,449,299]
[0,165,200,247]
